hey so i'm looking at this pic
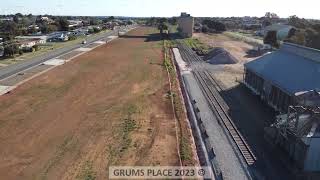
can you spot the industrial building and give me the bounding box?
[244,42,320,179]
[244,43,320,113]
[264,90,320,179]
[177,12,194,38]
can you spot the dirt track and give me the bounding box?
[0,27,180,179]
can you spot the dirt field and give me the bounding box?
[0,27,182,180]
[193,33,258,86]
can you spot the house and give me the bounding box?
[47,32,68,42]
[243,42,320,112]
[28,25,40,31]
[15,36,47,44]
[0,17,13,22]
[68,20,83,28]
[40,16,55,24]
[17,38,42,50]
[178,12,194,38]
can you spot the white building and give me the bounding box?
[15,36,47,44]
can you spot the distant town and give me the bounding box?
[0,14,136,59]
[1,10,320,180]
[0,12,319,61]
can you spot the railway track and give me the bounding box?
[194,70,256,166]
[177,40,257,166]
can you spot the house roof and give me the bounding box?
[244,43,320,95]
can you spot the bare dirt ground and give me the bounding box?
[0,27,181,180]
[193,33,258,86]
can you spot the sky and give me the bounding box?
[0,0,319,19]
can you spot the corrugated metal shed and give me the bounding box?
[244,43,320,95]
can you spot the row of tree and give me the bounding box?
[285,16,320,50]
[201,19,226,33]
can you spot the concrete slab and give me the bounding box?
[43,59,65,66]
[75,47,92,52]
[173,48,192,74]
[94,41,106,44]
[0,85,16,95]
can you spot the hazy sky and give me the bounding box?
[1,0,319,19]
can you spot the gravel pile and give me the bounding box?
[204,48,238,64]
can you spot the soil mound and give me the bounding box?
[204,48,238,64]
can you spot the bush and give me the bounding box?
[68,36,77,41]
[93,27,101,33]
[33,45,39,51]
[202,25,209,33]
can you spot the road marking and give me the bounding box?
[75,47,93,52]
[94,41,106,44]
[43,59,66,66]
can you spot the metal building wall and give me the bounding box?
[244,68,294,112]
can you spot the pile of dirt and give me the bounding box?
[204,47,239,64]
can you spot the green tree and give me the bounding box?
[56,18,69,31]
[158,23,168,34]
[108,16,115,21]
[202,19,226,32]
[4,43,19,57]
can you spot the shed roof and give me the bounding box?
[244,43,320,95]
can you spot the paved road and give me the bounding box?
[0,27,127,80]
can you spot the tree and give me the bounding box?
[305,28,320,50]
[0,21,20,39]
[93,27,101,33]
[202,25,209,33]
[158,23,168,34]
[146,17,157,26]
[288,15,310,29]
[41,24,58,34]
[56,18,69,31]
[33,45,39,51]
[3,44,19,57]
[202,19,226,32]
[168,17,177,25]
[108,16,115,21]
[265,12,279,19]
[264,31,279,47]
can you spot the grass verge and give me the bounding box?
[224,31,263,46]
[163,39,195,165]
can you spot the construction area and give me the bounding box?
[0,27,198,179]
[170,25,320,179]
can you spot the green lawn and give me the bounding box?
[224,31,263,46]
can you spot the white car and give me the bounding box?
[82,40,87,44]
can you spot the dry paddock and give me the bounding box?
[0,27,183,179]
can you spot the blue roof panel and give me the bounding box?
[245,46,320,95]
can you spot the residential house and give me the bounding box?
[68,20,83,28]
[15,36,47,44]
[47,32,69,42]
